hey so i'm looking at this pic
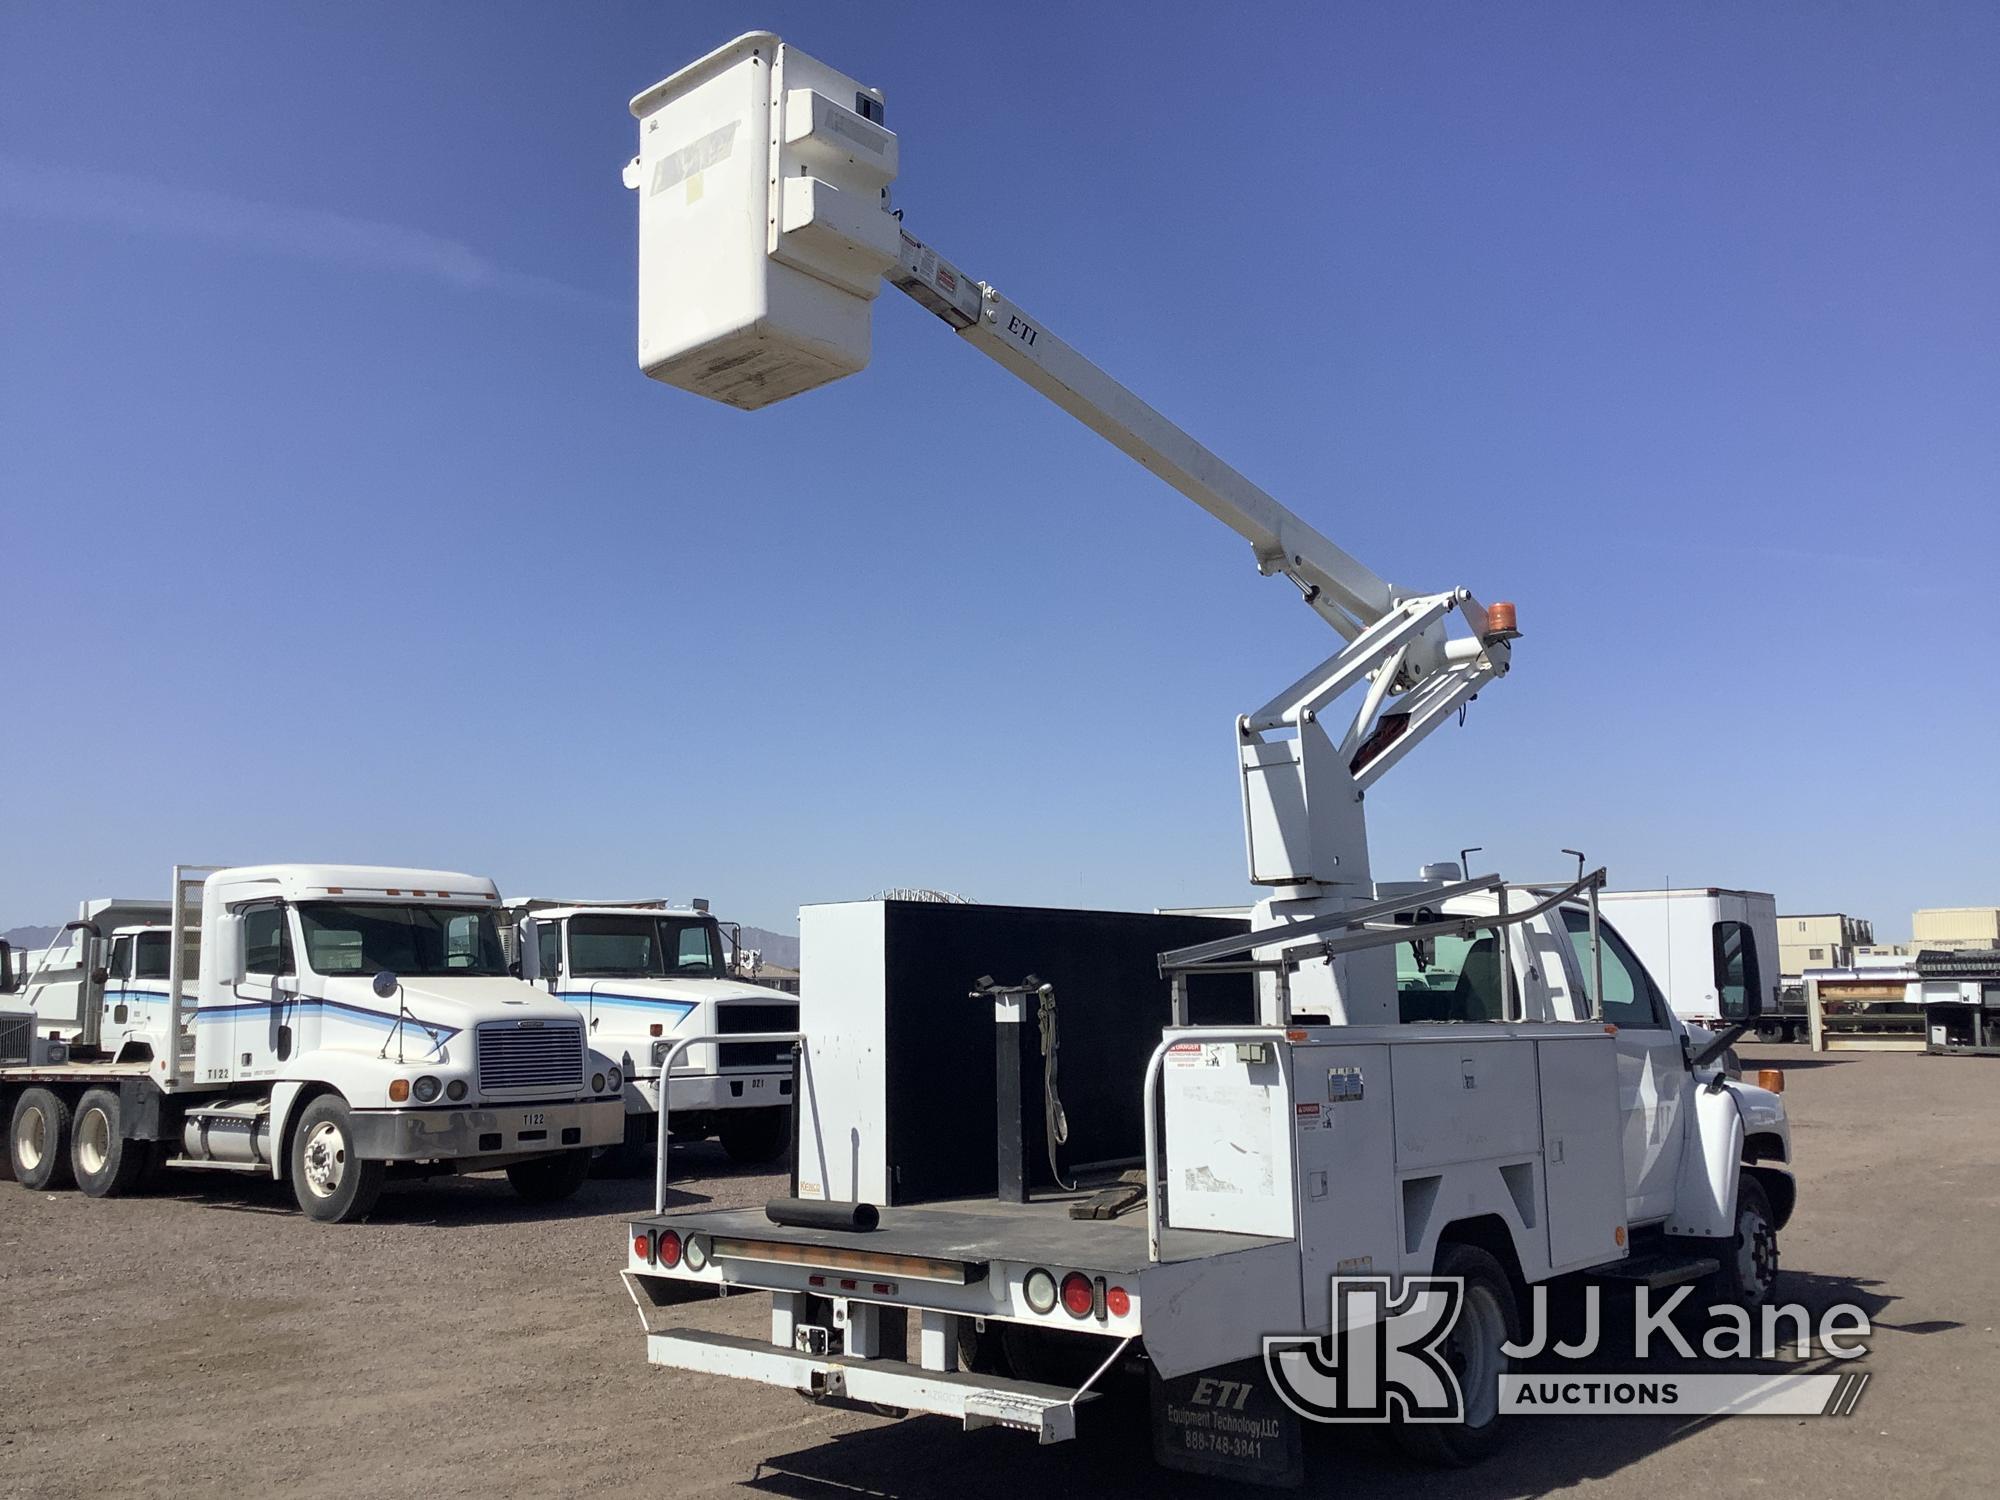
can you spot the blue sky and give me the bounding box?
[3,3,1994,940]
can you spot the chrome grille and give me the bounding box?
[475,1021,584,1092]
[0,1011,31,1065]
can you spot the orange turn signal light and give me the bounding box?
[388,1079,410,1102]
[1758,1069,1786,1094]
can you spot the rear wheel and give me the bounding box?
[1392,1243,1519,1468]
[719,1108,790,1166]
[10,1087,75,1191]
[507,1148,592,1203]
[72,1087,147,1198]
[289,1095,386,1223]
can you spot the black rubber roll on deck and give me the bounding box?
[766,1197,881,1232]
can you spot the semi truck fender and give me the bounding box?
[267,1080,315,1179]
[1663,1084,1745,1239]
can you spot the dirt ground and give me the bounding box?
[3,1044,1997,1499]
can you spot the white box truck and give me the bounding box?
[1598,888,1795,1042]
[1,864,625,1221]
[504,898,799,1168]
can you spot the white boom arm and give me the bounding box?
[625,34,1519,1020]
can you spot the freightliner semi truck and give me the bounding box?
[1,864,625,1222]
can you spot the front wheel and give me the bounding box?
[1704,1174,1780,1312]
[10,1087,76,1191]
[72,1087,147,1198]
[719,1108,791,1166]
[506,1148,592,1203]
[1392,1243,1519,1468]
[289,1096,386,1223]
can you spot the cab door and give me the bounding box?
[105,934,135,1039]
[1562,909,1688,1225]
[234,902,297,1078]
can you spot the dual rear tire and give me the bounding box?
[8,1086,150,1196]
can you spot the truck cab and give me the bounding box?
[506,900,799,1166]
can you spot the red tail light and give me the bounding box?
[1060,1272,1093,1318]
[1105,1286,1131,1318]
[632,1233,651,1262]
[658,1230,683,1269]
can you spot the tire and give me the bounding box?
[1392,1243,1519,1468]
[506,1148,592,1203]
[288,1095,386,1223]
[1704,1174,1780,1312]
[10,1087,76,1191]
[592,1114,657,1178]
[71,1087,147,1198]
[1755,1020,1784,1043]
[719,1108,791,1166]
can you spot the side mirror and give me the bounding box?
[0,939,13,994]
[372,971,400,1000]
[518,916,540,983]
[214,915,247,986]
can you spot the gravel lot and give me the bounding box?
[3,1044,1997,1499]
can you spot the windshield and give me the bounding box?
[134,931,201,981]
[297,903,509,978]
[569,914,727,979]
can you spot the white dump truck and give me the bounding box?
[1,864,625,1222]
[1599,887,1796,1042]
[504,898,799,1167]
[609,33,1798,1483]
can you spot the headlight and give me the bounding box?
[592,1072,606,1093]
[445,1079,468,1102]
[412,1075,441,1103]
[684,1233,709,1271]
[607,1065,622,1091]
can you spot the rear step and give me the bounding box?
[648,1326,1095,1443]
[1592,1252,1720,1290]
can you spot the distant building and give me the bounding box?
[1910,907,2000,953]
[1778,913,1873,977]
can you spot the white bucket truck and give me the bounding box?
[504,898,799,1167]
[609,33,1796,1482]
[1,864,625,1222]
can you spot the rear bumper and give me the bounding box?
[350,1097,623,1161]
[643,1325,1090,1443]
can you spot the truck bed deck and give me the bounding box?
[640,1185,1287,1274]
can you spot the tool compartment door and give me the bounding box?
[1536,1032,1627,1272]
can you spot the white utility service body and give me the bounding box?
[2,864,625,1221]
[1599,887,1794,1041]
[506,899,799,1165]
[613,32,1797,1479]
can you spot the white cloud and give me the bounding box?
[0,154,609,305]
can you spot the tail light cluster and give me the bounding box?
[633,1229,684,1268]
[1021,1266,1131,1323]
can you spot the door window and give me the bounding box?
[538,923,563,979]
[1560,910,1666,1028]
[109,936,133,982]
[243,905,293,977]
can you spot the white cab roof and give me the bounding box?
[205,865,501,904]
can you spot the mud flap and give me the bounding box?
[1150,1357,1303,1488]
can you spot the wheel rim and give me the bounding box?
[77,1107,111,1176]
[1737,1203,1778,1304]
[1443,1283,1507,1427]
[302,1120,347,1198]
[15,1104,47,1172]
